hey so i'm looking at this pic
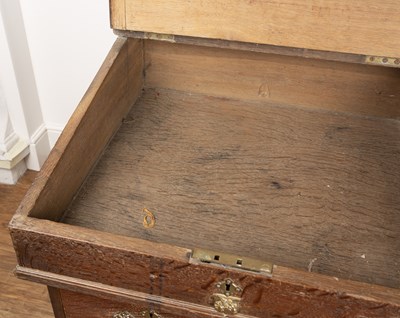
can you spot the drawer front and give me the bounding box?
[110,0,400,58]
[60,289,222,318]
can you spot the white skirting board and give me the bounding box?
[0,124,63,184]
[0,138,29,185]
[25,123,63,171]
[46,124,63,149]
[0,159,27,185]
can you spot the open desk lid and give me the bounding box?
[110,0,400,61]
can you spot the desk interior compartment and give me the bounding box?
[11,37,400,317]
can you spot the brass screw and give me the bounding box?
[382,57,388,63]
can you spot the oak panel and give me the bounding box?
[19,38,144,221]
[11,219,400,318]
[121,0,400,57]
[145,41,400,119]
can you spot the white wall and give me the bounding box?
[19,1,116,147]
[0,0,47,171]
[0,0,116,173]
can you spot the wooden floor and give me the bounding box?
[0,171,53,317]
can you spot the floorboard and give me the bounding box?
[0,171,53,317]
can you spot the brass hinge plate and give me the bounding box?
[365,55,400,68]
[142,32,175,42]
[191,248,273,275]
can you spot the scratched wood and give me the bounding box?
[11,221,400,317]
[60,289,220,318]
[144,41,400,119]
[63,88,400,289]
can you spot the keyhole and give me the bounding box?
[145,216,152,224]
[147,310,155,318]
[225,280,231,292]
[216,279,241,296]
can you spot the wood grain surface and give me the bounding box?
[8,37,400,316]
[11,220,400,318]
[63,88,400,289]
[109,0,125,30]
[17,268,234,318]
[115,0,400,57]
[116,29,373,67]
[23,38,143,222]
[0,171,53,318]
[48,287,66,318]
[145,41,400,119]
[60,289,224,318]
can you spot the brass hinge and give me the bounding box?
[113,310,161,318]
[365,55,400,68]
[142,32,175,43]
[190,248,273,275]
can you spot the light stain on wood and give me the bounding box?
[109,0,126,30]
[120,0,400,57]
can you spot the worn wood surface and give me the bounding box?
[115,0,400,57]
[17,267,228,318]
[61,88,400,289]
[19,37,143,222]
[10,218,400,318]
[0,171,52,318]
[116,30,374,68]
[48,286,66,318]
[8,37,400,316]
[145,41,400,119]
[109,0,125,29]
[16,266,400,318]
[61,288,223,318]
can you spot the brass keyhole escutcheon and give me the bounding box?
[141,310,161,318]
[143,208,156,228]
[113,310,161,318]
[216,278,242,296]
[212,279,242,315]
[212,294,241,315]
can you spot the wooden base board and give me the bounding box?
[63,88,400,290]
